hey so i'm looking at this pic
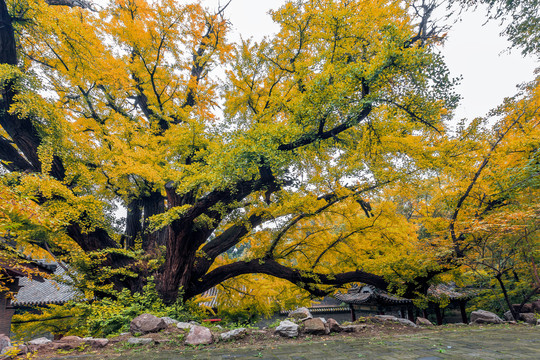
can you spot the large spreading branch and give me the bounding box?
[449,106,535,256]
[185,258,389,299]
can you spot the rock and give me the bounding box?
[220,328,247,341]
[48,336,84,351]
[513,303,533,313]
[59,335,83,342]
[127,337,153,345]
[503,310,516,321]
[303,318,327,335]
[161,317,179,325]
[512,301,540,314]
[470,310,504,324]
[185,325,213,345]
[326,318,342,333]
[416,317,434,326]
[395,318,418,327]
[519,313,537,325]
[341,324,372,332]
[0,334,11,354]
[28,337,52,346]
[275,320,299,338]
[130,313,167,334]
[85,338,109,348]
[536,318,540,326]
[177,322,194,330]
[374,315,399,321]
[49,342,77,351]
[371,315,416,327]
[288,307,313,320]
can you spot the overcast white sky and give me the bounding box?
[201,0,538,122]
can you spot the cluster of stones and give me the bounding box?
[502,300,540,325]
[470,304,540,326]
[274,307,420,338]
[0,313,250,356]
[3,305,538,357]
[128,313,248,346]
[0,334,109,357]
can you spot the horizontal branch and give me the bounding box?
[277,104,372,151]
[185,258,388,299]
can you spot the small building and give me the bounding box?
[0,261,78,337]
[335,284,415,322]
[335,284,471,325]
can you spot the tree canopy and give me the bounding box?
[0,0,537,315]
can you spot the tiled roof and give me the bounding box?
[335,285,411,305]
[12,264,80,306]
[335,283,472,306]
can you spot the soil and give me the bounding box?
[10,320,535,359]
[9,319,436,359]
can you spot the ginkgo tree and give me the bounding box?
[0,0,461,307]
[393,73,540,317]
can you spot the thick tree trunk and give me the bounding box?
[124,199,142,249]
[142,191,168,250]
[157,223,212,304]
[0,0,17,66]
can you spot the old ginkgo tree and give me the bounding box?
[0,0,461,306]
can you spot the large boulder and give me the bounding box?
[49,336,84,351]
[26,337,52,352]
[130,313,167,334]
[326,318,342,333]
[288,307,313,320]
[0,334,11,354]
[513,300,540,314]
[470,310,503,324]
[28,337,52,346]
[373,315,399,322]
[341,324,372,332]
[395,318,417,327]
[185,325,213,345]
[416,317,434,326]
[302,318,327,335]
[161,317,179,325]
[513,303,533,313]
[84,338,109,348]
[519,313,537,325]
[372,315,416,327]
[275,320,299,338]
[503,310,516,321]
[177,322,194,330]
[220,328,247,341]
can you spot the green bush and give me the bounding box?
[75,277,194,336]
[13,277,196,339]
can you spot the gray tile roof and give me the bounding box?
[12,263,80,306]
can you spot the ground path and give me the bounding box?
[51,326,539,360]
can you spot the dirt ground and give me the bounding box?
[14,321,539,359]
